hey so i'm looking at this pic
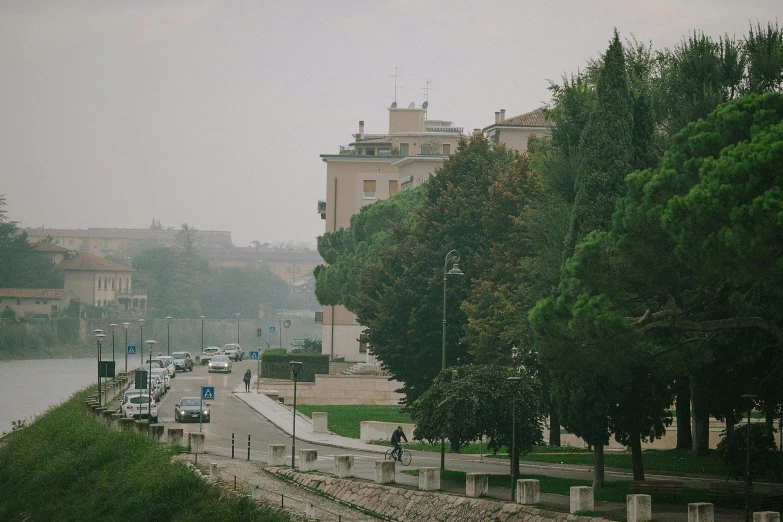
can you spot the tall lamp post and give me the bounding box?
[440,249,464,469]
[138,318,145,366]
[235,313,241,345]
[165,316,172,356]
[290,361,303,467]
[741,393,757,522]
[109,324,116,363]
[146,340,157,424]
[507,376,522,501]
[200,316,206,356]
[122,322,130,372]
[278,312,283,349]
[94,330,105,406]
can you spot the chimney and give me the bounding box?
[359,121,365,135]
[495,111,500,124]
[500,109,506,123]
[473,128,482,135]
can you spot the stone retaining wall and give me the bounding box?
[270,468,612,522]
[261,374,404,405]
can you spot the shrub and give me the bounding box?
[714,423,782,482]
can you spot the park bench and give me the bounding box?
[709,481,749,507]
[629,480,684,502]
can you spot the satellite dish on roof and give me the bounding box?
[391,101,397,108]
[408,102,415,108]
[422,101,428,110]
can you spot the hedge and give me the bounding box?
[260,352,329,382]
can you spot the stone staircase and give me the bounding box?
[339,363,385,376]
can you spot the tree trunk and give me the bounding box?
[675,379,693,450]
[549,410,561,447]
[691,374,710,456]
[765,403,776,430]
[726,415,736,433]
[593,443,605,488]
[630,432,645,480]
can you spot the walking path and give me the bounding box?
[232,385,752,521]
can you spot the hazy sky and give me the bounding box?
[1,1,779,248]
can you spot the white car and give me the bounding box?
[154,356,176,377]
[208,354,232,373]
[122,393,158,422]
[201,346,223,364]
[222,343,243,361]
[150,368,170,392]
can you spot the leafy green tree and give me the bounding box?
[744,21,783,94]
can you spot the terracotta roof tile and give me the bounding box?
[499,108,552,127]
[0,288,68,299]
[57,252,133,272]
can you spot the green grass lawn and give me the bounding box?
[295,405,411,439]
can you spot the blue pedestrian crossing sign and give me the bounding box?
[201,386,215,400]
[127,345,136,355]
[249,351,259,360]
[269,326,276,333]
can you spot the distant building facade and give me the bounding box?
[481,108,553,152]
[0,288,77,318]
[58,252,146,310]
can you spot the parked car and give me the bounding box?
[222,343,243,361]
[145,358,167,371]
[122,393,158,422]
[171,351,194,372]
[201,346,223,364]
[174,397,210,423]
[150,368,170,392]
[208,354,232,373]
[154,355,176,377]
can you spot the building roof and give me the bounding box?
[32,242,71,253]
[58,252,133,272]
[0,288,68,299]
[482,108,554,132]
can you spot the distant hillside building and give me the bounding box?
[0,288,77,318]
[58,252,146,310]
[481,108,553,152]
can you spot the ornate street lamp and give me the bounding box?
[290,361,303,467]
[94,330,105,406]
[440,249,464,469]
[235,313,241,345]
[138,318,145,367]
[200,315,206,355]
[122,322,130,372]
[109,324,116,363]
[166,316,172,356]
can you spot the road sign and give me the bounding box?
[269,326,276,333]
[127,345,136,355]
[257,328,263,337]
[201,386,215,400]
[99,361,115,378]
[283,319,291,328]
[249,351,259,360]
[135,370,148,389]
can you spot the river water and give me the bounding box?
[0,358,96,434]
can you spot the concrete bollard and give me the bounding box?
[312,412,328,433]
[754,513,781,522]
[334,455,354,478]
[135,420,149,433]
[101,409,114,427]
[627,494,652,522]
[189,432,205,454]
[375,460,395,484]
[298,450,318,472]
[119,417,135,431]
[306,502,317,518]
[252,485,262,501]
[268,444,286,466]
[688,503,714,522]
[516,479,540,505]
[466,473,488,498]
[418,467,440,491]
[149,424,164,441]
[570,486,594,514]
[210,462,219,479]
[168,428,184,445]
[111,413,123,430]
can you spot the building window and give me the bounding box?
[400,143,409,156]
[286,266,291,273]
[378,148,391,156]
[16,299,21,305]
[43,300,48,304]
[389,180,398,196]
[365,148,375,156]
[36,300,40,305]
[296,266,301,274]
[112,278,115,290]
[443,143,451,154]
[359,333,369,353]
[363,180,376,199]
[98,278,102,290]
[103,239,109,248]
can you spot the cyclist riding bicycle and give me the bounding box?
[391,425,408,461]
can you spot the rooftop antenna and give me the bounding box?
[389,66,403,106]
[422,79,432,118]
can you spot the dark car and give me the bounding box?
[174,397,210,423]
[171,351,194,372]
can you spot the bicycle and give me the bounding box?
[384,445,412,466]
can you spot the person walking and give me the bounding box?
[391,425,408,461]
[243,369,252,392]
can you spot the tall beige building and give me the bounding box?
[318,102,463,361]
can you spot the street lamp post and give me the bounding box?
[741,393,757,522]
[166,316,172,356]
[440,249,464,469]
[278,312,283,349]
[138,318,145,367]
[94,330,105,406]
[146,340,157,424]
[110,324,116,363]
[122,322,130,372]
[200,316,206,356]
[507,376,522,501]
[235,313,241,345]
[290,361,303,467]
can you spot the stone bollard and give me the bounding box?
[111,413,123,430]
[210,462,219,480]
[252,485,262,501]
[101,409,114,427]
[150,424,164,441]
[754,513,781,522]
[298,450,318,472]
[189,432,205,454]
[516,479,540,505]
[688,503,714,522]
[627,494,652,522]
[466,473,488,498]
[312,412,328,433]
[119,417,135,431]
[135,420,149,434]
[306,502,317,519]
[168,428,184,445]
[334,455,354,478]
[418,467,440,491]
[96,407,107,421]
[375,460,395,484]
[570,486,594,514]
[268,444,286,466]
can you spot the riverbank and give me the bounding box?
[0,342,94,360]
[0,387,296,521]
